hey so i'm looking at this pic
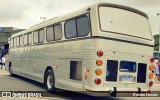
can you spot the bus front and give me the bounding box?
[86,3,154,96]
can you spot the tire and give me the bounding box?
[44,69,56,92]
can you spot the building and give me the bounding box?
[0,27,25,47]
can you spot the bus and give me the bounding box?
[7,2,154,96]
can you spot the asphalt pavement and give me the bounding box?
[0,68,160,100]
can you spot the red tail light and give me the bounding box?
[95,78,101,85]
[149,81,153,86]
[97,50,103,57]
[147,90,151,93]
[150,58,154,63]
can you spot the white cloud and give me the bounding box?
[0,0,160,34]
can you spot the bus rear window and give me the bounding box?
[99,6,152,40]
[120,61,136,72]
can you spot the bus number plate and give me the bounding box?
[122,75,133,80]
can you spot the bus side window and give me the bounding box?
[39,29,45,43]
[77,16,90,37]
[54,24,62,40]
[16,36,20,47]
[70,61,82,81]
[34,31,38,43]
[24,34,28,45]
[10,38,13,48]
[14,37,17,47]
[20,35,24,46]
[28,33,32,44]
[46,26,54,41]
[65,19,77,38]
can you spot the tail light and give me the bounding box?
[95,78,101,85]
[149,65,154,71]
[149,73,153,79]
[96,59,103,66]
[149,81,153,86]
[150,58,154,63]
[147,90,151,93]
[95,69,102,76]
[97,50,103,57]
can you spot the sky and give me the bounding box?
[0,0,160,35]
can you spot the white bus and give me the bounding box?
[7,2,154,96]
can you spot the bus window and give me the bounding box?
[28,33,32,44]
[54,24,62,40]
[20,35,24,46]
[137,63,147,83]
[13,37,17,47]
[39,29,45,43]
[120,61,136,72]
[34,31,38,43]
[16,36,20,47]
[153,52,160,59]
[106,60,118,82]
[65,19,77,38]
[10,38,13,48]
[46,26,54,41]
[24,34,28,45]
[77,16,89,37]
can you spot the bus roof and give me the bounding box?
[10,2,148,38]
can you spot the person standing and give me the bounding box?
[0,56,2,69]
[2,55,6,69]
[154,60,160,82]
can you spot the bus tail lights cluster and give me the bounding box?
[149,57,154,87]
[95,50,104,85]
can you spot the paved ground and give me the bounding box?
[0,69,160,100]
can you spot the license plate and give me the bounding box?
[122,75,133,80]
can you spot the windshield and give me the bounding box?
[153,52,160,59]
[99,6,152,40]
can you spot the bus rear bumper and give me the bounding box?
[84,86,150,96]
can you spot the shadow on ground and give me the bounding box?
[12,74,120,100]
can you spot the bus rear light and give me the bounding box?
[150,58,154,63]
[95,78,101,85]
[149,65,154,71]
[95,69,102,76]
[97,50,103,57]
[147,90,151,93]
[96,59,103,66]
[149,73,153,79]
[84,69,90,72]
[149,81,153,87]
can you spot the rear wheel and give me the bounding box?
[44,69,56,92]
